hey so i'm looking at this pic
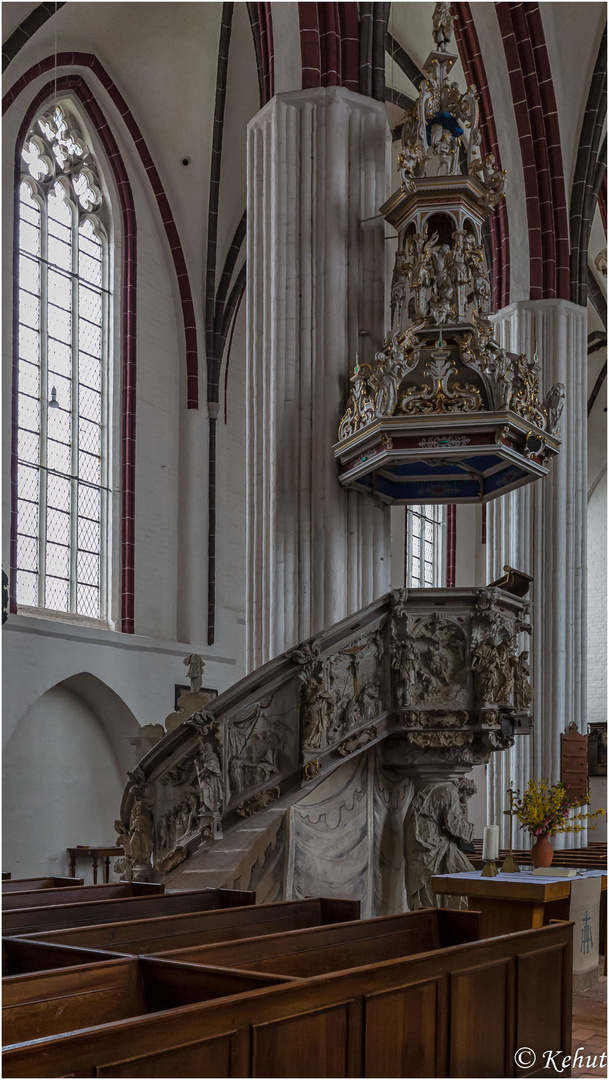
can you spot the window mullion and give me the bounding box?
[99,247,109,621]
[38,199,49,608]
[69,205,80,612]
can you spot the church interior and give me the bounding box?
[2,1,607,1076]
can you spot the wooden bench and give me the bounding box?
[3,881,162,910]
[3,956,292,1047]
[20,896,360,957]
[151,908,480,977]
[3,938,124,977]
[2,918,572,1078]
[2,887,254,937]
[2,877,83,893]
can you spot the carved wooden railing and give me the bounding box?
[118,586,533,880]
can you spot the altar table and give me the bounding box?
[430,868,606,939]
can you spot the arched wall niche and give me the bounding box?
[2,674,136,878]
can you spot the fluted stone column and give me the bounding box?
[486,300,588,847]
[246,88,391,669]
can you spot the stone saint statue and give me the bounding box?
[302,678,334,750]
[511,650,532,710]
[432,3,455,52]
[114,795,154,869]
[404,780,475,910]
[184,653,205,693]
[194,741,224,814]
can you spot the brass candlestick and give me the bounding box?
[500,788,520,873]
[481,859,498,877]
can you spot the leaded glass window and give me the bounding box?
[405,505,446,587]
[16,102,110,621]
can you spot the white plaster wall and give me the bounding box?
[3,682,125,877]
[587,471,607,726]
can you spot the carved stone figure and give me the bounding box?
[432,2,456,51]
[404,780,474,910]
[114,794,154,868]
[512,650,533,710]
[544,382,565,434]
[194,741,224,814]
[302,678,335,750]
[184,653,205,693]
[393,633,421,705]
[471,637,499,702]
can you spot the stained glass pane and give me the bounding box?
[79,416,100,455]
[47,438,71,475]
[45,575,69,612]
[19,219,41,257]
[78,452,100,485]
[79,284,102,325]
[78,516,100,552]
[48,303,71,343]
[16,569,38,607]
[18,497,39,538]
[79,351,101,390]
[48,268,72,309]
[47,507,70,546]
[48,232,71,271]
[18,393,39,433]
[46,541,69,579]
[48,338,71,378]
[79,318,101,356]
[47,405,71,444]
[18,427,39,465]
[78,483,100,522]
[19,325,40,365]
[16,534,38,572]
[19,254,40,294]
[77,583,99,618]
[79,249,102,287]
[47,474,71,513]
[79,386,101,424]
[47,371,71,411]
[18,359,39,397]
[19,289,40,330]
[18,463,39,502]
[77,550,99,586]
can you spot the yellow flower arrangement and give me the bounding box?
[511,779,605,838]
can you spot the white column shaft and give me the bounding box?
[246,88,391,669]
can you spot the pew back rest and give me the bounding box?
[152,909,464,977]
[21,897,360,955]
[3,887,255,936]
[2,957,292,1047]
[3,938,124,978]
[2,882,161,910]
[2,878,82,894]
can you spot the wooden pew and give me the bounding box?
[3,938,123,977]
[16,896,360,958]
[3,956,291,1047]
[151,908,480,977]
[3,887,254,937]
[2,918,572,1078]
[2,877,82,893]
[3,881,162,910]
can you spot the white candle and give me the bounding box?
[482,825,499,862]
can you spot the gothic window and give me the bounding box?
[406,505,446,587]
[15,102,111,621]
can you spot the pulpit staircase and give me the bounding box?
[118,585,533,914]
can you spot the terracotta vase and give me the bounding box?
[530,834,553,869]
